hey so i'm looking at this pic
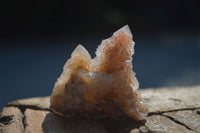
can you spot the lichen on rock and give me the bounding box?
[50,25,147,120]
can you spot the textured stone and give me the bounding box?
[1,86,200,133]
[42,112,109,133]
[23,109,109,133]
[164,110,200,132]
[145,115,195,133]
[8,97,50,110]
[139,126,148,132]
[141,86,200,113]
[0,107,24,133]
[50,25,147,120]
[130,128,140,133]
[24,109,49,133]
[195,108,200,113]
[7,86,200,114]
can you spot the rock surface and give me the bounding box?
[164,110,200,132]
[1,86,200,133]
[0,107,24,133]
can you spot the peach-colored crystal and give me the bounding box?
[50,25,147,120]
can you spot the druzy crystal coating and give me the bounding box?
[50,25,147,120]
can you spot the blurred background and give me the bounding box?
[0,0,200,110]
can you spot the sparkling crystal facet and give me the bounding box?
[50,25,147,120]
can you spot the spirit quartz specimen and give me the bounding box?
[50,25,147,121]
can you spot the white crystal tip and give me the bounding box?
[71,44,88,57]
[114,25,132,38]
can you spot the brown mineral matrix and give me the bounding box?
[50,25,147,121]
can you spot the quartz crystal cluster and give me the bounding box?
[50,25,147,120]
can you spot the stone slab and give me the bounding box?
[164,110,200,132]
[0,107,24,133]
[24,109,49,133]
[145,115,195,133]
[1,86,200,133]
[7,97,50,110]
[141,86,200,113]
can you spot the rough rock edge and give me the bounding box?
[1,86,200,133]
[0,107,24,133]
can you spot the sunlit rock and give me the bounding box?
[50,25,147,120]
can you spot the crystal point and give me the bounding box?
[50,25,147,120]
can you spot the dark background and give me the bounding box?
[0,0,200,110]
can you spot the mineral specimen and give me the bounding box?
[50,25,147,121]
